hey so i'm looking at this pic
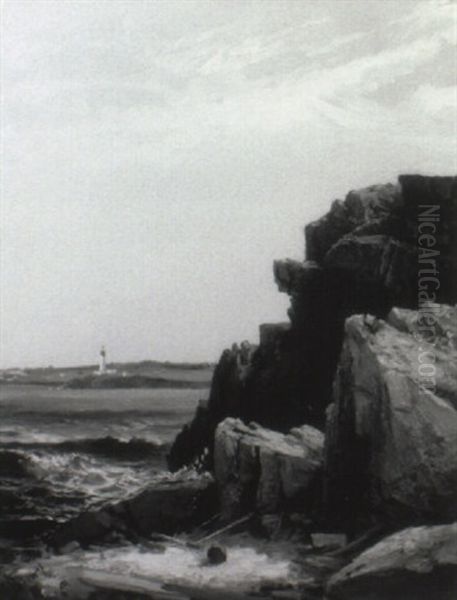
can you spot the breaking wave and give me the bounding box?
[1,435,163,461]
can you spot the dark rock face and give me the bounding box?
[326,523,457,600]
[51,473,217,549]
[169,175,457,471]
[168,342,256,471]
[305,183,402,263]
[324,306,457,530]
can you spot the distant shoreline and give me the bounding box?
[0,360,214,390]
[0,377,211,390]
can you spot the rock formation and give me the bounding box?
[324,306,457,530]
[326,523,457,600]
[169,174,457,472]
[213,418,324,520]
[51,473,217,549]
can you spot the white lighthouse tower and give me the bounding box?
[98,345,107,374]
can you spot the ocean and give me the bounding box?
[0,384,203,562]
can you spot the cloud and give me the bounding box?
[1,0,456,367]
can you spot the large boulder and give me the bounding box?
[324,305,457,528]
[326,523,457,600]
[51,473,217,549]
[214,418,324,520]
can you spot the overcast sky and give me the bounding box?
[1,0,456,368]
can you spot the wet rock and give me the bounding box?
[326,523,457,600]
[167,401,213,472]
[0,451,33,478]
[51,473,217,549]
[206,544,227,565]
[214,418,324,520]
[121,473,217,535]
[0,575,47,600]
[0,517,56,540]
[310,533,347,551]
[260,514,283,539]
[324,305,457,527]
[57,540,81,554]
[51,509,115,549]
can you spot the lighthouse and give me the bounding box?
[98,345,107,374]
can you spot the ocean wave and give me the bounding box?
[1,435,164,461]
[56,435,164,460]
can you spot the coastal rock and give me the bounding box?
[51,473,217,549]
[120,473,217,535]
[324,305,457,528]
[0,451,34,478]
[169,175,457,472]
[323,235,417,310]
[167,401,213,472]
[305,183,402,263]
[214,418,324,520]
[206,544,227,565]
[326,523,457,600]
[311,533,347,551]
[168,343,258,472]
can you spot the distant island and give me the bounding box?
[0,360,214,389]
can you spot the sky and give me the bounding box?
[1,0,456,368]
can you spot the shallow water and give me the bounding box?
[0,384,204,550]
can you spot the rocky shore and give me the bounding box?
[2,174,456,599]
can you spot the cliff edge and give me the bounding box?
[169,175,457,475]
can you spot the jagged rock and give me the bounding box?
[326,523,457,600]
[323,235,417,310]
[305,183,402,263]
[324,305,457,528]
[168,342,258,472]
[214,418,324,520]
[167,401,213,472]
[51,473,217,549]
[169,175,457,472]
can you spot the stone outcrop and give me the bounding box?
[214,418,324,520]
[169,175,457,474]
[51,473,217,549]
[168,342,256,471]
[324,305,457,529]
[305,183,403,263]
[326,523,457,600]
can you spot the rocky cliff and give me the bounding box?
[169,174,457,473]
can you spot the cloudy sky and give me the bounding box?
[1,0,456,368]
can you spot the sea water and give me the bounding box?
[1,385,294,596]
[0,384,203,554]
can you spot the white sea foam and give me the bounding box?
[37,544,291,594]
[27,451,149,501]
